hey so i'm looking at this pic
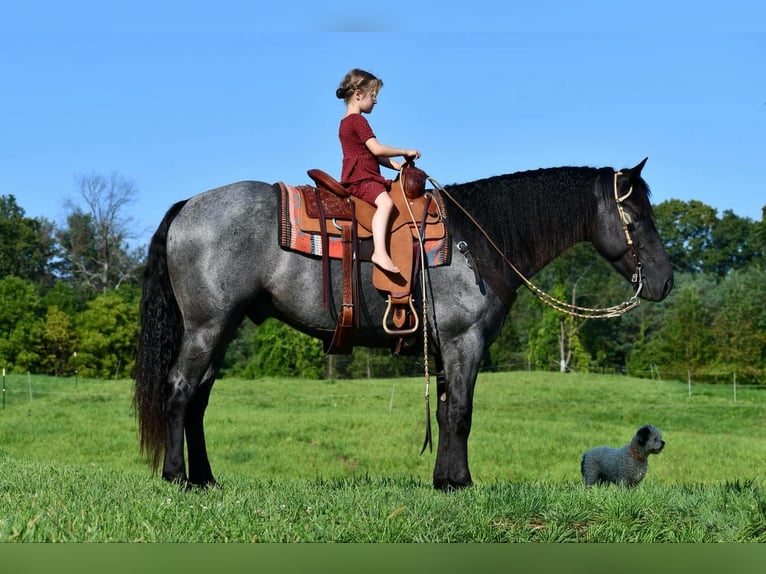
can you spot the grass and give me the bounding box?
[2,459,765,542]
[1,371,765,542]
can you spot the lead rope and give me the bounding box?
[425,171,642,319]
[398,166,433,453]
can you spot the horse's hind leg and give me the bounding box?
[162,368,192,484]
[185,378,217,487]
[162,331,222,487]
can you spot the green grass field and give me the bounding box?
[1,371,765,542]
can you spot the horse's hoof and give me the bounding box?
[433,478,473,492]
[186,479,220,491]
[162,472,189,485]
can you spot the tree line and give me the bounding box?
[2,174,764,383]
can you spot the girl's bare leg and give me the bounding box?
[371,192,400,273]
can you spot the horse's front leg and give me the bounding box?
[432,338,482,491]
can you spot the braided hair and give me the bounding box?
[336,69,383,102]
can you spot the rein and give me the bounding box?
[397,165,434,454]
[427,170,644,319]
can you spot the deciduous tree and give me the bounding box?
[0,276,43,371]
[57,172,145,294]
[0,195,55,285]
[74,288,139,378]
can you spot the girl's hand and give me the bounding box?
[404,150,421,160]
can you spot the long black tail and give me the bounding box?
[133,200,188,472]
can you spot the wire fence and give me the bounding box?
[2,366,763,412]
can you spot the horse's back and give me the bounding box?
[173,180,277,226]
[165,180,284,314]
[168,180,278,247]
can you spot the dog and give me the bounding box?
[581,425,665,487]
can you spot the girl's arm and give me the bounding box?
[378,156,402,170]
[365,137,420,165]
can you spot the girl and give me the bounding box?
[336,68,421,274]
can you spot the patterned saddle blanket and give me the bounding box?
[277,179,451,267]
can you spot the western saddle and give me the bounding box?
[294,163,446,354]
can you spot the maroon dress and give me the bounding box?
[338,113,392,205]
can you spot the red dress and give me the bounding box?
[338,113,392,204]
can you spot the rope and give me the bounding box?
[426,172,642,319]
[398,166,432,453]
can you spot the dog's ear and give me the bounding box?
[636,425,651,445]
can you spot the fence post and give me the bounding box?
[687,370,692,397]
[733,372,737,403]
[2,368,5,410]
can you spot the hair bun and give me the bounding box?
[335,87,346,99]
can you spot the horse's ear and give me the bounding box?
[630,157,648,177]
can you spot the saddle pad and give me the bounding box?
[278,182,451,267]
[300,179,446,240]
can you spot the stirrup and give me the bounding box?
[382,295,419,336]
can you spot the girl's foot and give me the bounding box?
[372,252,400,274]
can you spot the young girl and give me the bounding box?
[336,68,421,274]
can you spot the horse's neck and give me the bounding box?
[517,182,594,275]
[448,169,598,291]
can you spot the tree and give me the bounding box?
[525,281,592,373]
[41,280,88,315]
[74,288,139,378]
[341,347,421,379]
[41,306,78,376]
[512,240,645,373]
[0,276,44,372]
[0,195,56,285]
[237,319,324,379]
[221,320,420,379]
[709,267,766,382]
[653,199,718,274]
[753,207,766,266]
[705,210,759,277]
[628,276,714,379]
[57,172,145,294]
[487,313,526,371]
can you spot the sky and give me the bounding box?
[2,3,765,247]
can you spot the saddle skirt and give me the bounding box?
[278,177,450,268]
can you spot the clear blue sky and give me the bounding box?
[2,3,764,247]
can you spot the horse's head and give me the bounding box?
[591,158,674,302]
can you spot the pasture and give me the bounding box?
[1,371,765,542]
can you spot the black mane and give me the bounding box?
[442,166,651,271]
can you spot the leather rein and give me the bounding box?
[429,170,644,319]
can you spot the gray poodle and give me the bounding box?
[581,425,665,487]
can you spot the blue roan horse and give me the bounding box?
[134,158,673,490]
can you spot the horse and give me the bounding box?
[133,157,673,491]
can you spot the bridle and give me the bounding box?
[430,170,645,319]
[612,170,644,302]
